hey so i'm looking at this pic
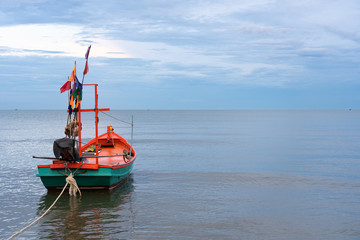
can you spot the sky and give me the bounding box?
[0,0,360,110]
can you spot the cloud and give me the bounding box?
[0,22,298,87]
[183,0,274,23]
[1,0,360,109]
[0,24,130,58]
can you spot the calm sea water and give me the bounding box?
[1,110,360,239]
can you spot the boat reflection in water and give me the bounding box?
[36,175,135,239]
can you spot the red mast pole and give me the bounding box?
[78,102,82,153]
[95,84,99,165]
[79,84,109,166]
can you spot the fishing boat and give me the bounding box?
[36,48,136,190]
[36,83,135,190]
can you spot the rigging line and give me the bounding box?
[99,111,132,125]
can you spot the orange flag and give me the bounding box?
[68,62,76,82]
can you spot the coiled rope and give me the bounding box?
[7,171,81,239]
[66,173,81,197]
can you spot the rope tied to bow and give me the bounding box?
[66,173,81,196]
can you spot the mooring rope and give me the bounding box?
[7,182,69,240]
[64,163,82,197]
[8,168,81,239]
[66,173,81,197]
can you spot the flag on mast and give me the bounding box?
[83,61,89,75]
[60,62,76,93]
[60,81,71,93]
[85,45,91,60]
[83,45,91,75]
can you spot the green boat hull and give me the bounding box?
[37,164,134,190]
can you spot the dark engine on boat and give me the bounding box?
[53,137,80,163]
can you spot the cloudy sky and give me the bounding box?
[0,0,359,109]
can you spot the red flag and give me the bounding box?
[83,60,89,75]
[60,62,76,93]
[60,81,71,93]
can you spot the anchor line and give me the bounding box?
[7,163,83,239]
